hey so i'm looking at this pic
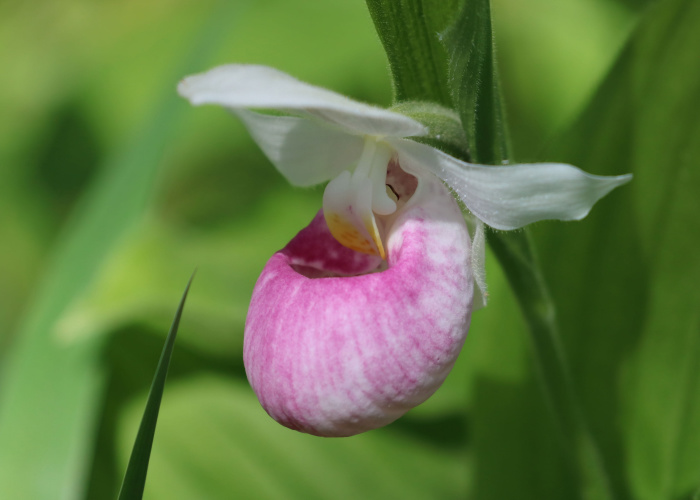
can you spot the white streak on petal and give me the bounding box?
[178,64,428,138]
[470,218,488,309]
[235,110,364,186]
[390,138,632,230]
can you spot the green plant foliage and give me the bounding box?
[2,0,698,498]
[54,189,321,359]
[0,59,181,500]
[536,0,700,498]
[0,4,240,498]
[118,274,194,500]
[365,0,459,106]
[375,1,615,498]
[117,376,468,500]
[446,3,614,497]
[442,0,509,165]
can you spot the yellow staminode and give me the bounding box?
[325,211,385,259]
[322,138,395,260]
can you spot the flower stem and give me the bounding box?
[488,229,616,500]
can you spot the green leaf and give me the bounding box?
[487,230,618,500]
[118,274,194,500]
[442,2,615,499]
[54,188,321,359]
[535,0,700,498]
[0,5,241,498]
[364,0,459,106]
[117,376,469,500]
[442,0,509,165]
[0,95,175,500]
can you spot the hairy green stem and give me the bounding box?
[365,0,617,496]
[489,230,616,500]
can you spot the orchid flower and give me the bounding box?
[178,64,631,437]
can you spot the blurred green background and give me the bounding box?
[1,0,698,498]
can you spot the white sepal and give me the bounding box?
[391,138,632,230]
[235,110,364,186]
[178,64,428,138]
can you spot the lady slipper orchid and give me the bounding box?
[178,64,631,437]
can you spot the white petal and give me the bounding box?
[178,64,427,138]
[390,139,632,230]
[468,217,488,309]
[235,110,364,186]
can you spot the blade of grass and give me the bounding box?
[117,273,194,500]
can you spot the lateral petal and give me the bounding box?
[391,138,632,230]
[178,64,428,138]
[235,110,364,186]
